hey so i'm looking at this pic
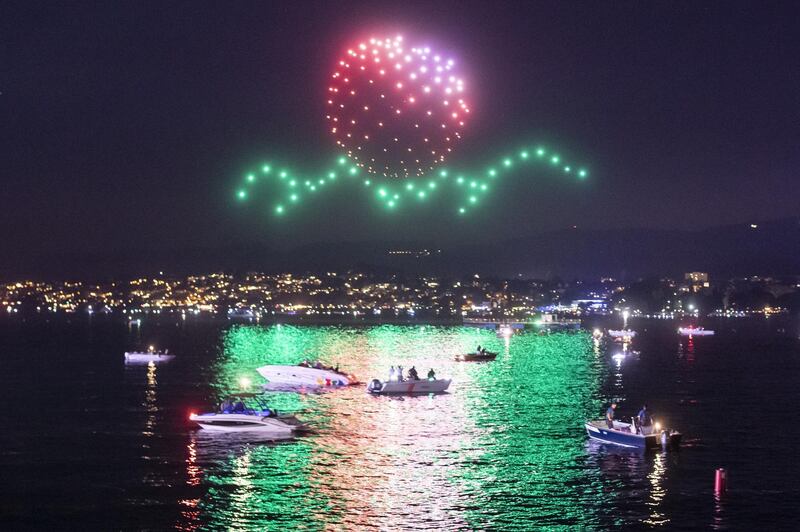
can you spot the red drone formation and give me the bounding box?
[326,35,470,178]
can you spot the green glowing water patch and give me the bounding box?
[187,325,628,529]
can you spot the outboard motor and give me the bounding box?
[368,379,383,393]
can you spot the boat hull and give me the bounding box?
[256,365,352,386]
[585,421,681,449]
[124,352,175,363]
[607,330,637,338]
[190,413,298,434]
[456,352,497,362]
[368,378,451,394]
[678,328,714,336]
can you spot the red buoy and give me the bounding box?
[714,468,727,494]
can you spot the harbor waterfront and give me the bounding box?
[1,316,798,529]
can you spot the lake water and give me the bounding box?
[1,316,798,530]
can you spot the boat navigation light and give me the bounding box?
[148,345,154,352]
[654,421,661,431]
[239,376,252,389]
[188,411,196,420]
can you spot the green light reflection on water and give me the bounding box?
[188,325,616,530]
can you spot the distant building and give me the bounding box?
[684,272,708,283]
[684,272,710,292]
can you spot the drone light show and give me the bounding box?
[236,34,589,217]
[329,35,468,178]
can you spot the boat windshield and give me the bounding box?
[219,393,271,414]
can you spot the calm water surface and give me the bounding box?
[1,317,799,530]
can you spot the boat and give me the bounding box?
[256,363,356,387]
[678,327,715,336]
[227,308,255,320]
[497,325,514,338]
[455,351,497,362]
[189,393,308,434]
[367,378,451,394]
[124,346,175,363]
[607,329,637,338]
[585,419,682,449]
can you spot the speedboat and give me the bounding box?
[367,378,451,394]
[124,346,175,363]
[256,364,356,387]
[678,327,715,336]
[607,329,637,338]
[455,351,497,362]
[585,419,681,449]
[189,393,308,434]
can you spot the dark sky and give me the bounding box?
[2,1,799,264]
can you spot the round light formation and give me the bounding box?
[327,35,470,178]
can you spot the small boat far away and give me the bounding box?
[455,351,497,362]
[607,329,637,338]
[124,345,175,363]
[678,327,715,336]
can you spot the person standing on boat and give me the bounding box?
[428,368,436,380]
[408,366,419,380]
[637,405,651,427]
[606,403,617,428]
[389,366,396,381]
[397,365,404,382]
[220,398,233,413]
[233,398,245,413]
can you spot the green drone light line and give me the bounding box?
[235,145,588,217]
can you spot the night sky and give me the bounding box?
[3,1,799,266]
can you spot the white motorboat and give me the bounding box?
[367,378,451,394]
[607,329,637,338]
[256,364,356,387]
[678,327,715,336]
[124,346,175,363]
[189,393,308,434]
